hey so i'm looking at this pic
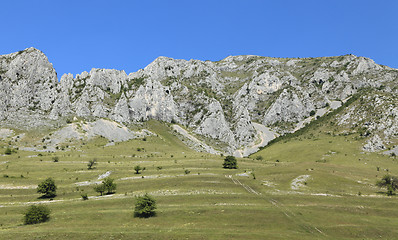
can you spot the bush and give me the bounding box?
[52,156,59,162]
[81,193,88,200]
[4,147,12,155]
[310,110,316,116]
[134,194,157,218]
[223,156,237,169]
[37,178,57,198]
[24,205,50,225]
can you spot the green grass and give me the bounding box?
[1,121,398,239]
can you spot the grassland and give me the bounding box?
[1,120,398,239]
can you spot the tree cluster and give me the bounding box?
[94,177,116,196]
[377,175,398,196]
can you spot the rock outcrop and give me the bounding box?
[1,48,397,154]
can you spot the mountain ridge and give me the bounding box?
[0,47,397,156]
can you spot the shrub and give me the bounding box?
[310,110,316,116]
[52,156,59,162]
[24,205,50,225]
[134,194,157,218]
[81,193,88,200]
[255,156,263,161]
[4,147,12,155]
[223,156,237,169]
[184,169,190,174]
[37,178,57,198]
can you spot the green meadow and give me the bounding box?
[1,121,397,239]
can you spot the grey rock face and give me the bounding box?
[263,89,314,126]
[0,48,58,127]
[0,48,397,154]
[363,134,385,152]
[194,100,236,148]
[128,78,177,122]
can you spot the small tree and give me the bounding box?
[87,158,97,170]
[94,184,106,196]
[94,177,116,195]
[4,147,12,155]
[134,193,157,218]
[103,177,116,194]
[134,165,142,174]
[37,178,57,198]
[223,156,237,169]
[376,175,398,196]
[24,205,50,225]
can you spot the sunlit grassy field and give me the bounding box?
[1,121,398,239]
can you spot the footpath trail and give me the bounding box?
[225,174,327,237]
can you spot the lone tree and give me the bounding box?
[223,156,237,169]
[87,158,97,170]
[24,205,51,225]
[134,165,142,174]
[134,193,157,218]
[94,177,116,196]
[376,175,398,196]
[37,178,57,198]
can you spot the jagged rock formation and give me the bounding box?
[0,47,397,154]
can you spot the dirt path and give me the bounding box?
[225,174,327,237]
[225,175,260,195]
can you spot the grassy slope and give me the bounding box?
[1,121,398,239]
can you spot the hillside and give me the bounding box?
[1,120,398,239]
[1,48,398,239]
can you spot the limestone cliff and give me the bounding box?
[0,48,397,154]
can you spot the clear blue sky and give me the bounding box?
[1,0,397,78]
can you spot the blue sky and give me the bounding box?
[1,0,397,77]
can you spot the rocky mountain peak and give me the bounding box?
[0,48,397,155]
